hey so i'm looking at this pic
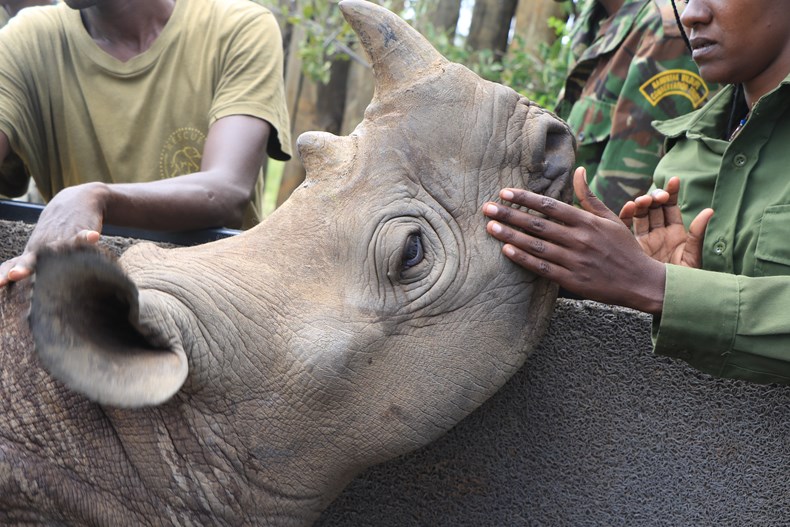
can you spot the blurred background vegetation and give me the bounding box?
[254,0,579,215]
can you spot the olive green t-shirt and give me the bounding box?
[0,0,292,226]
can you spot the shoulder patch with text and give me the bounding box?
[639,69,709,108]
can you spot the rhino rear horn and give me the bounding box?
[339,0,446,93]
[29,248,188,408]
[298,131,357,180]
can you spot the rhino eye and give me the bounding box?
[402,233,424,270]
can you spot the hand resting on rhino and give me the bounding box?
[0,1,575,524]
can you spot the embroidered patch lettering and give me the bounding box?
[639,69,709,108]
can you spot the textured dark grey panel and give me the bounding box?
[318,300,790,526]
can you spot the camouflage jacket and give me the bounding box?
[556,0,714,210]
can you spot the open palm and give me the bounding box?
[619,177,713,268]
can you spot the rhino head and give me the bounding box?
[24,0,574,523]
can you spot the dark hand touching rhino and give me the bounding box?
[0,1,575,524]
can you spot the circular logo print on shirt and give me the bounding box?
[159,127,207,179]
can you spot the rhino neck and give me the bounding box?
[117,241,355,524]
[98,401,339,526]
[0,258,328,525]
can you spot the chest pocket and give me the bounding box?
[566,98,613,169]
[755,205,790,276]
[566,97,614,145]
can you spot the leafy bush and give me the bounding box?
[418,16,572,108]
[256,0,572,107]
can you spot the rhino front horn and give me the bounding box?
[339,0,445,92]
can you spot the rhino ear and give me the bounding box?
[29,248,188,408]
[522,103,577,204]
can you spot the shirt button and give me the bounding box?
[713,240,726,255]
[733,154,747,167]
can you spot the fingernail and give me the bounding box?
[501,190,514,201]
[503,245,515,256]
[489,221,502,234]
[484,204,498,215]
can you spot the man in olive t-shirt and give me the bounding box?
[0,0,57,203]
[0,0,292,286]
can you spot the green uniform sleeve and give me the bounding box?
[654,264,790,384]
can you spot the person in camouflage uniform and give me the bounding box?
[556,0,714,211]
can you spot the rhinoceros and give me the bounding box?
[0,0,574,524]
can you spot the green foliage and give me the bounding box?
[254,0,357,84]
[508,17,574,108]
[256,0,573,108]
[419,18,571,108]
[262,159,285,217]
[285,0,356,84]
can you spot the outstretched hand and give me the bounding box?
[0,184,104,287]
[482,167,666,315]
[619,176,713,268]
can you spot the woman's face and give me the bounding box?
[681,0,790,94]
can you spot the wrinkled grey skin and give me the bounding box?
[0,1,575,525]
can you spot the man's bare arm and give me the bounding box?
[100,114,271,231]
[0,114,273,285]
